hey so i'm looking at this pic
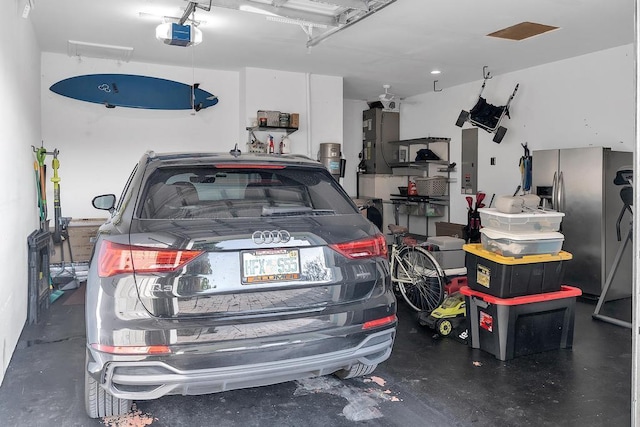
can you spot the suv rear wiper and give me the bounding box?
[261,207,335,217]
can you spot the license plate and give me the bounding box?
[241,249,301,284]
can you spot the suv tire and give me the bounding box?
[334,363,378,379]
[85,352,132,418]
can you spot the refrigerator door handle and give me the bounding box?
[552,172,558,210]
[558,171,564,212]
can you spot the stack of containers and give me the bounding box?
[460,205,582,360]
[468,207,570,297]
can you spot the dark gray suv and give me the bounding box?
[85,150,396,418]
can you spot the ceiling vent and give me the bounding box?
[487,21,559,41]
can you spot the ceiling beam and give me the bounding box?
[208,0,338,27]
[307,0,396,47]
[308,0,369,11]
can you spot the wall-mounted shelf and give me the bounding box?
[246,126,298,134]
[389,160,450,173]
[246,126,298,154]
[388,137,450,145]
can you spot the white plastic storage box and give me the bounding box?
[478,208,564,233]
[480,228,564,258]
[424,236,466,269]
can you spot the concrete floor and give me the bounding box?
[0,283,631,427]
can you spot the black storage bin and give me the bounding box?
[464,244,572,298]
[460,285,581,361]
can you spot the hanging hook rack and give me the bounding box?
[433,80,442,92]
[483,66,492,79]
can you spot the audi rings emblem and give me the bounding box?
[252,230,291,244]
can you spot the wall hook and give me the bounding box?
[433,80,442,92]
[483,66,492,79]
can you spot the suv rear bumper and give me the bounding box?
[89,327,395,400]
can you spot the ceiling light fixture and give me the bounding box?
[239,5,278,16]
[431,70,441,75]
[266,16,328,29]
[67,40,134,62]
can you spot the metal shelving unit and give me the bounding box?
[387,137,452,235]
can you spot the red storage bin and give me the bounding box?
[460,285,582,361]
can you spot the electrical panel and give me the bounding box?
[461,128,478,194]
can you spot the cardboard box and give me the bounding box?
[266,110,281,127]
[289,113,299,128]
[50,218,105,263]
[435,222,466,239]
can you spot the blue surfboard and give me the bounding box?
[49,74,218,111]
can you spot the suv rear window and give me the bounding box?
[138,166,357,219]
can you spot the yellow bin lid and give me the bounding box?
[463,243,572,265]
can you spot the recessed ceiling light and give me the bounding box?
[430,70,441,75]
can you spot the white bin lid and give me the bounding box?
[477,207,565,218]
[480,227,564,241]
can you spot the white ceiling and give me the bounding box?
[28,0,634,101]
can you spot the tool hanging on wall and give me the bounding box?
[519,142,532,194]
[32,145,78,290]
[50,149,62,244]
[32,144,56,231]
[32,145,66,235]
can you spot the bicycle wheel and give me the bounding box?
[393,246,445,312]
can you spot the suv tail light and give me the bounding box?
[363,314,397,330]
[97,241,204,277]
[91,343,171,355]
[330,234,388,259]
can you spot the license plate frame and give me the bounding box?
[241,248,301,284]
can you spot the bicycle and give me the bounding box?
[388,224,445,312]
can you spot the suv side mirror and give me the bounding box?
[92,194,116,213]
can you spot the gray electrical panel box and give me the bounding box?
[461,128,478,194]
[362,108,399,174]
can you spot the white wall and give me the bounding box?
[397,44,634,232]
[241,67,309,154]
[0,1,42,385]
[42,56,343,218]
[241,68,343,161]
[41,53,240,219]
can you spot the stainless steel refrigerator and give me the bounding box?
[532,147,632,298]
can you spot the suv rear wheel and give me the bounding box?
[334,363,378,379]
[85,352,132,418]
